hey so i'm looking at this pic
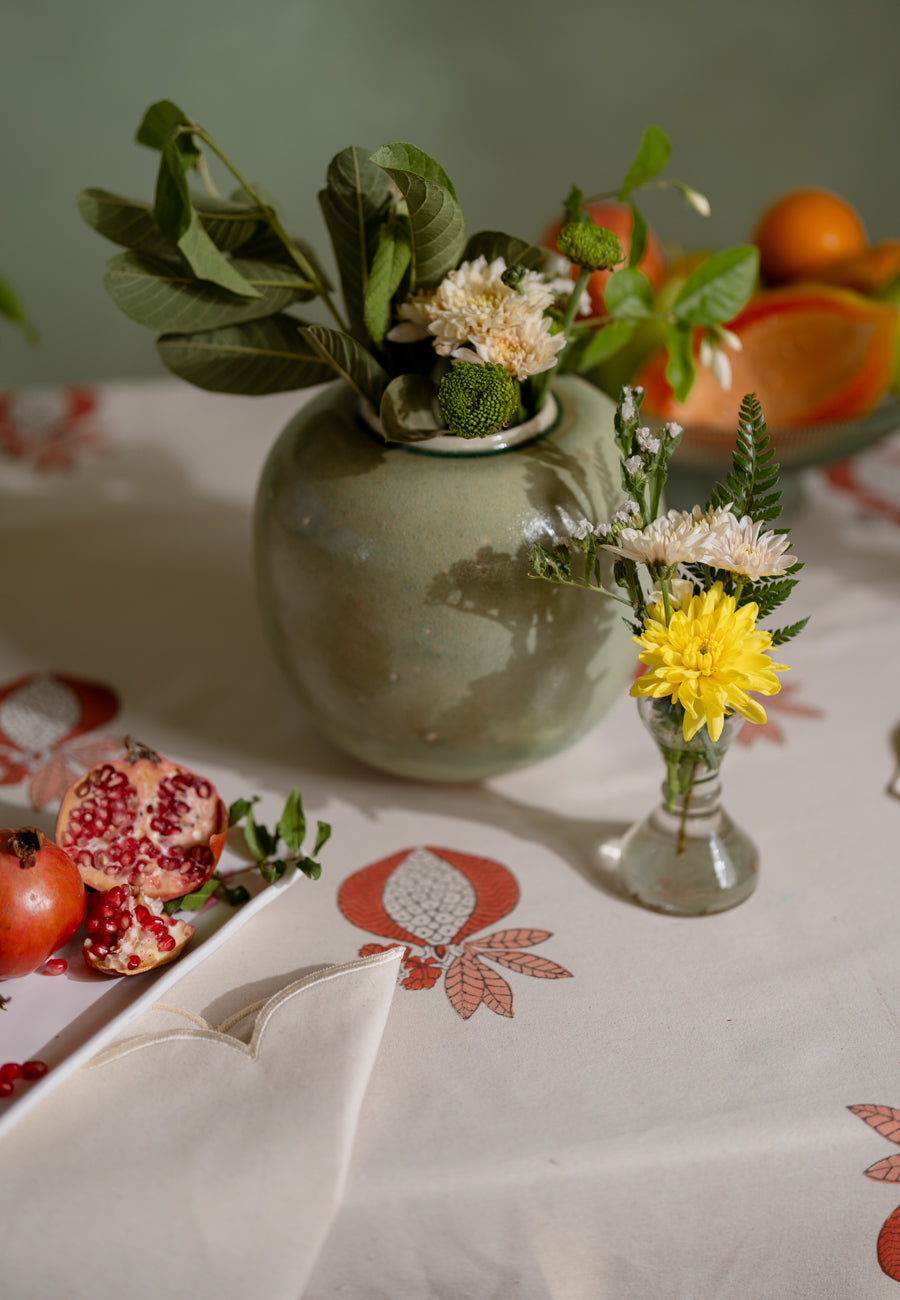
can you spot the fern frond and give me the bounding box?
[705,394,783,525]
[770,616,810,647]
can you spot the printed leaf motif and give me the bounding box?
[27,752,71,811]
[471,928,553,949]
[866,1156,900,1183]
[478,961,514,1018]
[879,1204,900,1281]
[445,952,485,1020]
[849,1105,900,1144]
[483,950,573,979]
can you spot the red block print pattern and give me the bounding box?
[339,846,572,1020]
[0,672,123,809]
[733,680,823,747]
[848,1103,900,1281]
[826,442,900,530]
[0,387,106,470]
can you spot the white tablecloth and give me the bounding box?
[1,379,899,1298]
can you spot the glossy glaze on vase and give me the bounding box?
[254,374,633,781]
[618,698,758,915]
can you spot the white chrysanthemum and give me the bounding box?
[603,506,713,567]
[700,513,798,580]
[455,312,566,381]
[388,256,564,380]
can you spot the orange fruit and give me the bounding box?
[540,200,667,317]
[753,188,868,285]
[814,240,900,295]
[635,283,900,428]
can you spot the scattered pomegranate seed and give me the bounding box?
[42,957,68,975]
[22,1060,48,1080]
[0,1062,23,1083]
[0,1079,13,1097]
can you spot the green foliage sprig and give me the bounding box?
[79,102,758,439]
[531,388,807,649]
[163,787,330,915]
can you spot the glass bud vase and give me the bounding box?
[619,696,758,916]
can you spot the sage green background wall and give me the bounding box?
[2,0,897,386]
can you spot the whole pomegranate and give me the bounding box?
[82,883,194,975]
[0,828,86,979]
[56,739,228,902]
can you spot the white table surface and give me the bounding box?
[1,378,900,1299]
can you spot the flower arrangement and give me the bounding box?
[78,101,759,442]
[531,388,807,831]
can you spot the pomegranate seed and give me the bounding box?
[157,935,176,952]
[22,1060,48,1080]
[127,954,141,970]
[0,1062,23,1083]
[42,958,68,975]
[0,1079,14,1097]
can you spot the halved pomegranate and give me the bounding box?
[56,739,228,902]
[83,883,195,975]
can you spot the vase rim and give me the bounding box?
[357,391,560,457]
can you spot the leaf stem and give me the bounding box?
[179,125,350,333]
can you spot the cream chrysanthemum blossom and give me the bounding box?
[387,257,564,380]
[602,507,713,567]
[700,512,798,580]
[630,581,789,741]
[456,312,565,380]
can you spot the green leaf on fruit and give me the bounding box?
[672,246,758,326]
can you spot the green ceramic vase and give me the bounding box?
[253,372,634,781]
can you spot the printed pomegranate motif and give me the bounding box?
[0,828,86,979]
[82,883,194,975]
[56,739,228,902]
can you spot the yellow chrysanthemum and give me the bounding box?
[630,581,789,741]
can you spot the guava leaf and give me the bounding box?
[104,252,315,332]
[370,143,466,291]
[318,145,393,343]
[157,314,334,393]
[301,324,389,407]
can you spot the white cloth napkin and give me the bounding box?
[0,945,401,1300]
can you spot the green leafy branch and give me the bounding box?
[557,126,758,401]
[229,788,331,883]
[164,788,331,915]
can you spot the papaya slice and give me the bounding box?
[814,240,900,296]
[637,283,900,428]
